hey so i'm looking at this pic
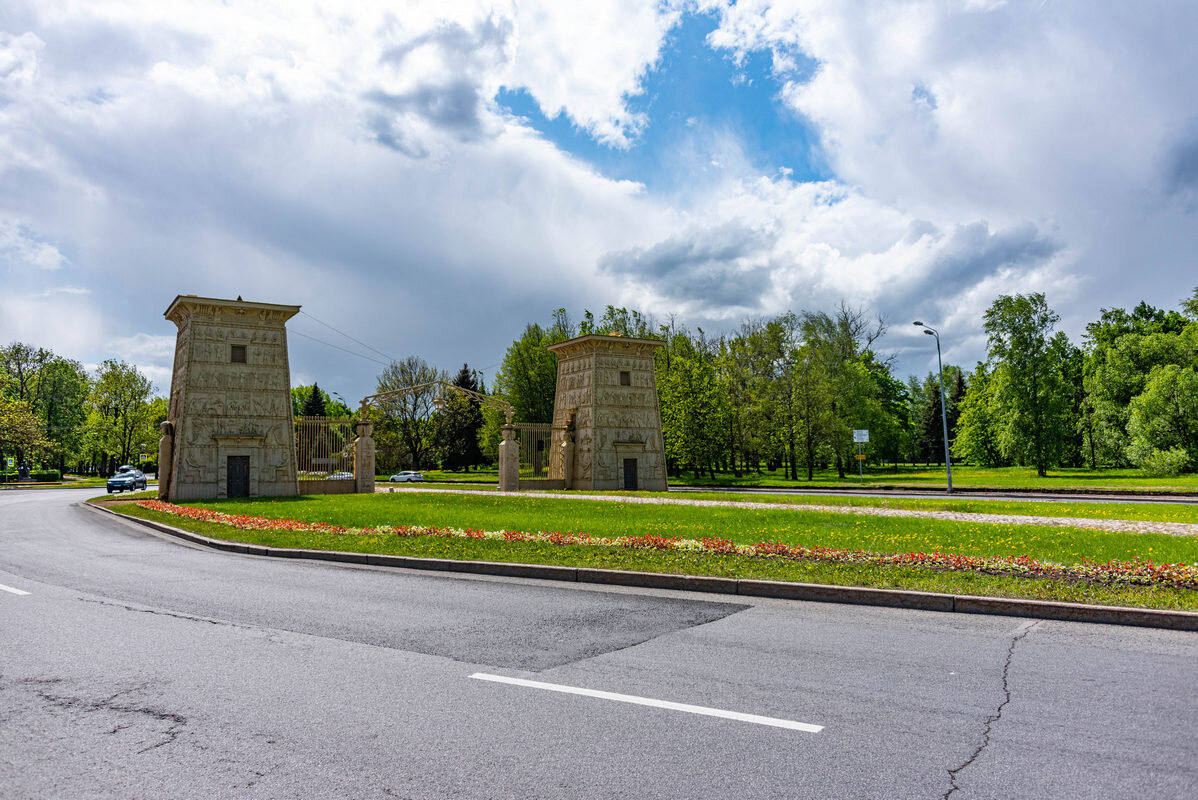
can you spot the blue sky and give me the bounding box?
[496,11,826,192]
[1,1,1196,401]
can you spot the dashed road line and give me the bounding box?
[0,582,30,596]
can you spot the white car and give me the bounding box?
[327,471,354,480]
[388,471,425,483]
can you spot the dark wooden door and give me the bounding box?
[623,458,638,491]
[227,456,250,498]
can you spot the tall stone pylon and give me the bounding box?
[546,334,667,491]
[159,295,300,501]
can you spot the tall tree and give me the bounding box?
[953,363,1006,467]
[87,360,155,470]
[0,396,48,469]
[983,293,1072,476]
[374,356,445,470]
[802,303,885,478]
[1126,364,1198,470]
[301,382,328,417]
[434,364,486,471]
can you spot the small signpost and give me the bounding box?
[139,453,149,463]
[852,430,869,483]
[3,457,12,484]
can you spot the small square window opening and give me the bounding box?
[231,345,247,363]
[619,371,631,386]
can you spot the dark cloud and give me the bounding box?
[365,80,484,138]
[365,15,514,142]
[1165,126,1198,202]
[600,221,777,307]
[379,15,512,70]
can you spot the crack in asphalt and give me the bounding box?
[78,597,235,627]
[944,621,1041,799]
[22,678,188,754]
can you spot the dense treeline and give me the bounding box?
[0,343,164,478]
[468,286,1198,479]
[7,283,1192,481]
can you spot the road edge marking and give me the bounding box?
[0,583,30,596]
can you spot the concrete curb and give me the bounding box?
[85,501,1198,632]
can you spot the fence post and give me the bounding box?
[355,419,375,495]
[499,424,519,492]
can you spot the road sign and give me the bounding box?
[852,429,869,443]
[4,457,13,469]
[855,454,867,460]
[139,453,149,462]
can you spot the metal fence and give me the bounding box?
[513,422,552,477]
[295,416,356,481]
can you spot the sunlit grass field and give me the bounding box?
[113,491,1198,611]
[162,492,1198,566]
[399,465,1198,492]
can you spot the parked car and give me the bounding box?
[106,466,148,493]
[388,471,425,483]
[328,471,354,480]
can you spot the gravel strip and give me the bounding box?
[379,486,1198,537]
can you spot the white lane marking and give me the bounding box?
[469,673,823,733]
[0,583,30,596]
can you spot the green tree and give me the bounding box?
[1183,286,1198,320]
[1126,364,1198,471]
[87,360,156,471]
[0,396,48,470]
[953,363,1006,467]
[374,356,445,470]
[35,358,90,472]
[434,364,486,471]
[983,293,1072,476]
[802,303,885,478]
[301,382,328,417]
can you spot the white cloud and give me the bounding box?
[0,220,66,270]
[502,1,682,147]
[0,0,1193,394]
[0,31,43,92]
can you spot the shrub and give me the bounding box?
[1132,446,1190,477]
[30,469,61,481]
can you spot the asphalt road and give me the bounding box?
[2,489,1196,799]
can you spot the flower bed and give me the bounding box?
[135,500,1198,590]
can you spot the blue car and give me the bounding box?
[106,465,148,493]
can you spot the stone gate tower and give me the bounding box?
[158,295,300,501]
[546,334,667,491]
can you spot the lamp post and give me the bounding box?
[914,321,953,494]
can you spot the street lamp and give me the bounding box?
[913,321,953,494]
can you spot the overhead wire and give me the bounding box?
[287,329,390,367]
[299,310,398,364]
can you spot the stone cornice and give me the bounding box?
[164,295,301,327]
[547,334,664,358]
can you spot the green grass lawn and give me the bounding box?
[114,494,1198,611]
[163,492,1198,566]
[582,489,1198,525]
[380,464,1198,492]
[671,464,1198,492]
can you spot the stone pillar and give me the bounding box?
[157,420,174,500]
[355,419,375,494]
[498,424,519,492]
